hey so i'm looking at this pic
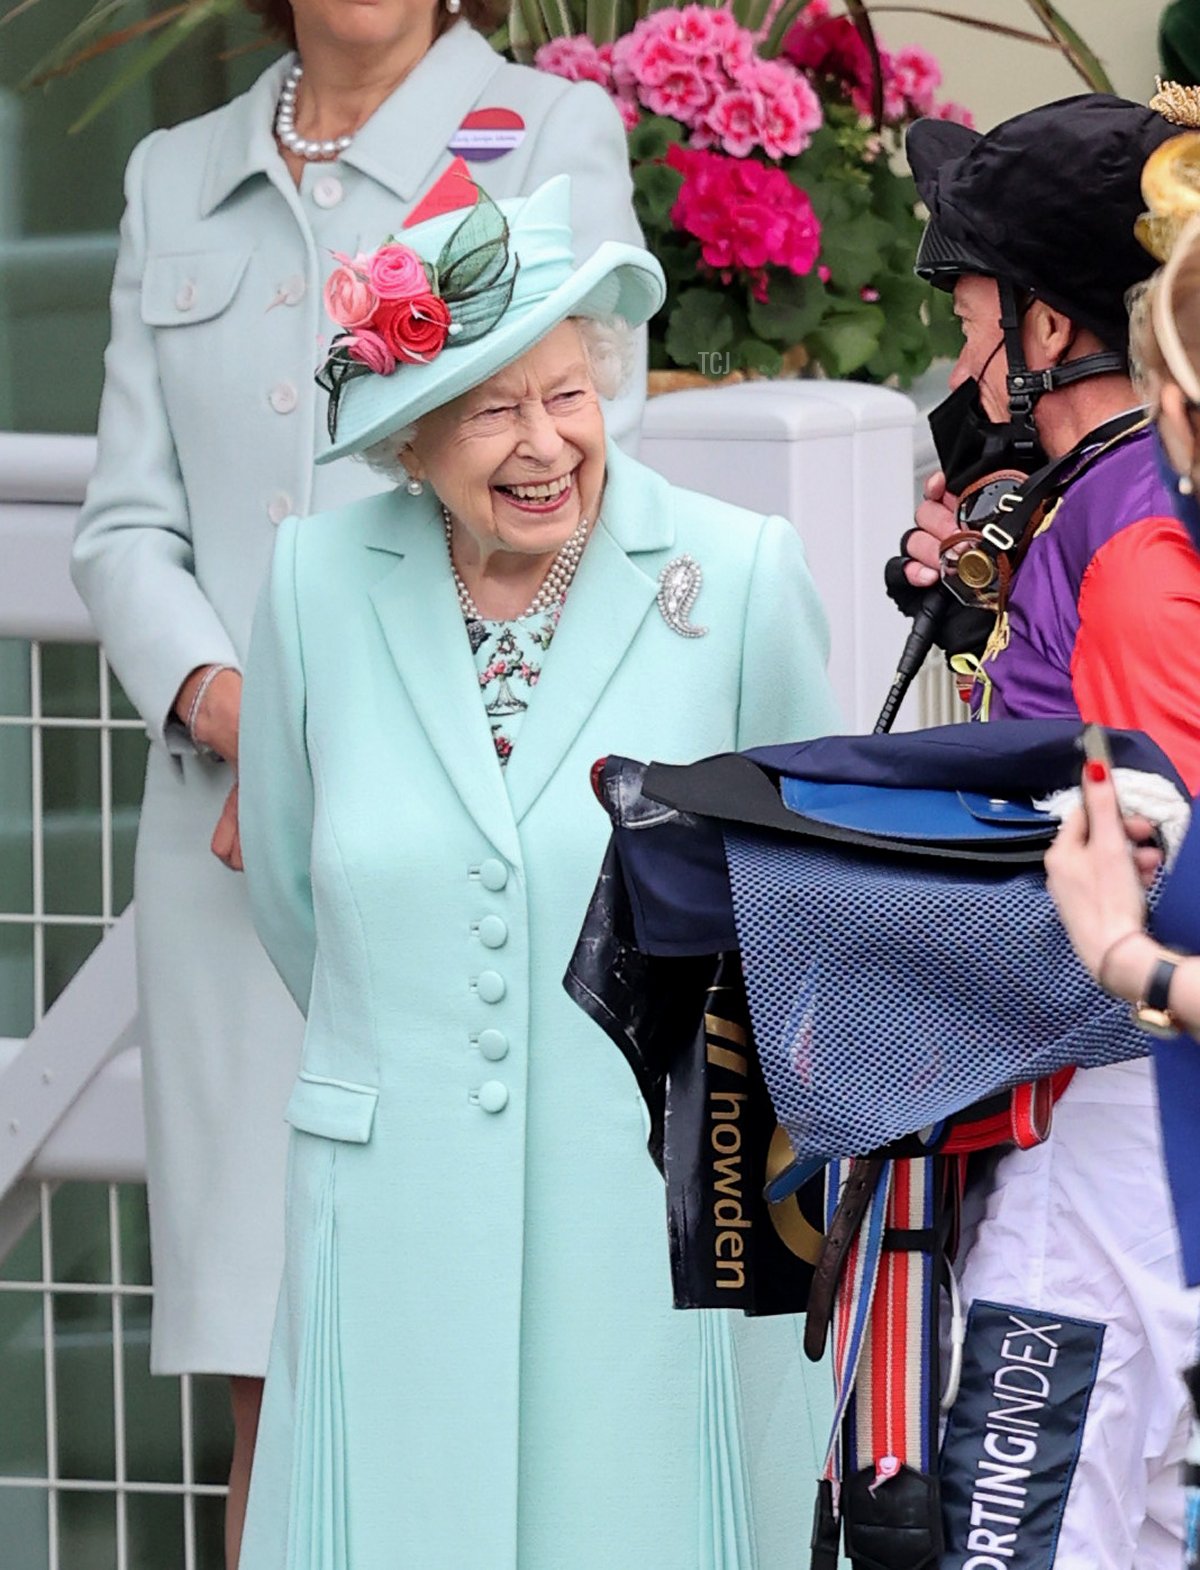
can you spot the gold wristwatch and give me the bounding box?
[1132,955,1183,1039]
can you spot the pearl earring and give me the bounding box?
[446,0,461,12]
[405,475,424,496]
[1181,473,1195,497]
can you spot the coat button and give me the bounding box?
[267,492,293,526]
[478,1029,509,1062]
[479,858,508,891]
[478,1080,509,1114]
[477,970,506,1004]
[175,281,196,311]
[478,916,507,950]
[269,381,298,415]
[312,175,344,209]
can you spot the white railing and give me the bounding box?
[0,434,147,1223]
[0,435,212,1570]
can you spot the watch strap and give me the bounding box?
[1146,957,1177,1014]
[1133,956,1181,1038]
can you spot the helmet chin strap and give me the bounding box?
[996,276,1126,461]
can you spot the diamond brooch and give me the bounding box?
[657,554,708,638]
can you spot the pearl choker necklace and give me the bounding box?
[275,64,353,162]
[442,505,590,621]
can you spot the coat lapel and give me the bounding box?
[364,493,521,867]
[503,445,675,823]
[200,25,503,218]
[200,57,294,217]
[343,24,506,204]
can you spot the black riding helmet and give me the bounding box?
[907,93,1179,355]
[907,94,1181,454]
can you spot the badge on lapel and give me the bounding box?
[449,108,527,163]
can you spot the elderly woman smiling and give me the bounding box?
[235,175,840,1570]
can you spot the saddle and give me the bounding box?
[565,721,1180,1570]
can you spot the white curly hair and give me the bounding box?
[360,314,636,486]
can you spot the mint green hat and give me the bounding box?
[316,174,665,463]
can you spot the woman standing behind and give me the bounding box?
[70,0,642,1560]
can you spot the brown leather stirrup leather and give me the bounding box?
[803,1155,885,1362]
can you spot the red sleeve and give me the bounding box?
[1071,515,1200,792]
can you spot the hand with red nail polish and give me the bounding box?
[1045,761,1154,983]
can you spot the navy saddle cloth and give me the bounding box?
[566,721,1183,1163]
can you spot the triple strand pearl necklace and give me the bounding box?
[275,64,353,162]
[442,505,591,622]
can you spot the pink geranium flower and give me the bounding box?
[931,99,976,128]
[668,144,821,284]
[642,60,712,122]
[534,36,612,88]
[742,59,822,157]
[783,0,873,90]
[892,44,941,117]
[614,94,641,131]
[701,88,764,157]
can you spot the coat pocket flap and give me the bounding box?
[141,249,252,326]
[285,1073,379,1143]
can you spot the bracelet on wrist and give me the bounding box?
[185,663,235,759]
[1096,929,1149,998]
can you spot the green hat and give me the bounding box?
[316,174,665,463]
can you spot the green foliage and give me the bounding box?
[808,304,885,378]
[627,114,685,163]
[747,273,827,344]
[631,110,959,387]
[664,288,736,369]
[631,160,682,231]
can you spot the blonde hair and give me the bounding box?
[361,315,635,485]
[1130,215,1200,403]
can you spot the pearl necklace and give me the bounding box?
[442,505,590,621]
[275,64,354,162]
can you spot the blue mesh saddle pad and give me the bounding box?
[724,830,1147,1161]
[779,778,1051,846]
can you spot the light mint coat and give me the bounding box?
[237,442,841,1570]
[69,21,643,1375]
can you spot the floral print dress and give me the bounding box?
[468,604,563,767]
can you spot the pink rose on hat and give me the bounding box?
[346,328,397,376]
[367,243,431,301]
[323,265,378,330]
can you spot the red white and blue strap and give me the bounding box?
[822,1157,894,1486]
[822,1156,940,1496]
[847,1155,939,1479]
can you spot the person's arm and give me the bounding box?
[1045,764,1200,1036]
[237,517,317,1013]
[70,131,243,755]
[735,514,841,749]
[1071,516,1200,793]
[522,80,646,453]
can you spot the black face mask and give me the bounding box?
[927,376,1047,495]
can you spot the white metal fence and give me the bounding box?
[0,435,231,1570]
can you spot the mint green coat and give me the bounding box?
[69,20,643,1376]
[237,443,841,1570]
